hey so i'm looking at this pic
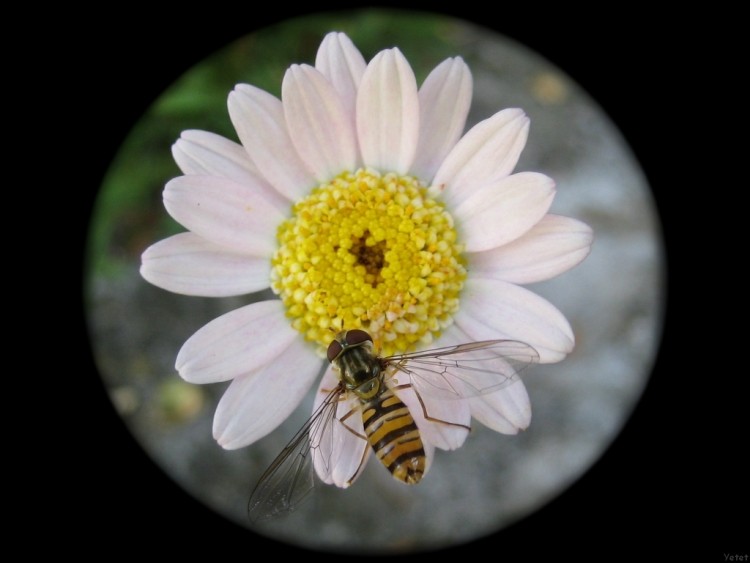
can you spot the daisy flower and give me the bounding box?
[140,32,593,487]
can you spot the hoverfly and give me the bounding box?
[248,329,538,522]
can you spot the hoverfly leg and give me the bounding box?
[345,442,370,487]
[390,382,472,432]
[338,406,367,441]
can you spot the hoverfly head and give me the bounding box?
[326,329,374,363]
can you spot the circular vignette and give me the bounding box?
[82,8,666,557]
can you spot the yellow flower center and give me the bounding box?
[271,168,466,356]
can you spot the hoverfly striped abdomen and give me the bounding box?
[361,386,426,484]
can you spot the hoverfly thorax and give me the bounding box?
[327,330,383,400]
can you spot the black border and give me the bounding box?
[69,4,709,560]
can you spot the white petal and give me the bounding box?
[172,130,260,181]
[212,337,321,449]
[176,300,298,384]
[432,323,472,347]
[454,172,556,252]
[393,382,470,451]
[311,369,340,485]
[410,57,472,183]
[228,84,316,200]
[312,368,370,488]
[469,380,532,434]
[456,278,575,364]
[315,32,366,120]
[469,214,594,284]
[421,439,435,477]
[163,175,282,256]
[172,130,290,212]
[426,324,532,433]
[431,108,529,208]
[330,400,370,488]
[282,64,358,181]
[356,48,419,174]
[140,232,270,297]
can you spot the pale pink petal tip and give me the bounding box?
[411,57,472,182]
[431,108,529,207]
[456,172,556,252]
[212,337,320,449]
[282,64,358,182]
[457,279,575,364]
[175,301,295,384]
[357,47,419,174]
[470,380,532,434]
[315,31,366,118]
[171,129,260,183]
[162,175,282,257]
[140,232,270,297]
[469,214,594,284]
[227,84,316,201]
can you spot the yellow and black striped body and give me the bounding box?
[361,386,426,484]
[328,329,427,484]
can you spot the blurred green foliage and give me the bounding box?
[87,9,471,278]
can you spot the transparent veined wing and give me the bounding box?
[382,340,539,400]
[311,370,371,489]
[247,383,344,523]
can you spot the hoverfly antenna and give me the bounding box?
[328,318,345,336]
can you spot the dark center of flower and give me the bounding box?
[347,232,387,287]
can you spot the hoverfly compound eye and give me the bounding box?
[327,329,373,363]
[344,330,373,346]
[326,339,343,363]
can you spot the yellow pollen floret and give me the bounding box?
[271,168,466,356]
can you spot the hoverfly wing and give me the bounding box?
[248,384,344,523]
[383,340,539,400]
